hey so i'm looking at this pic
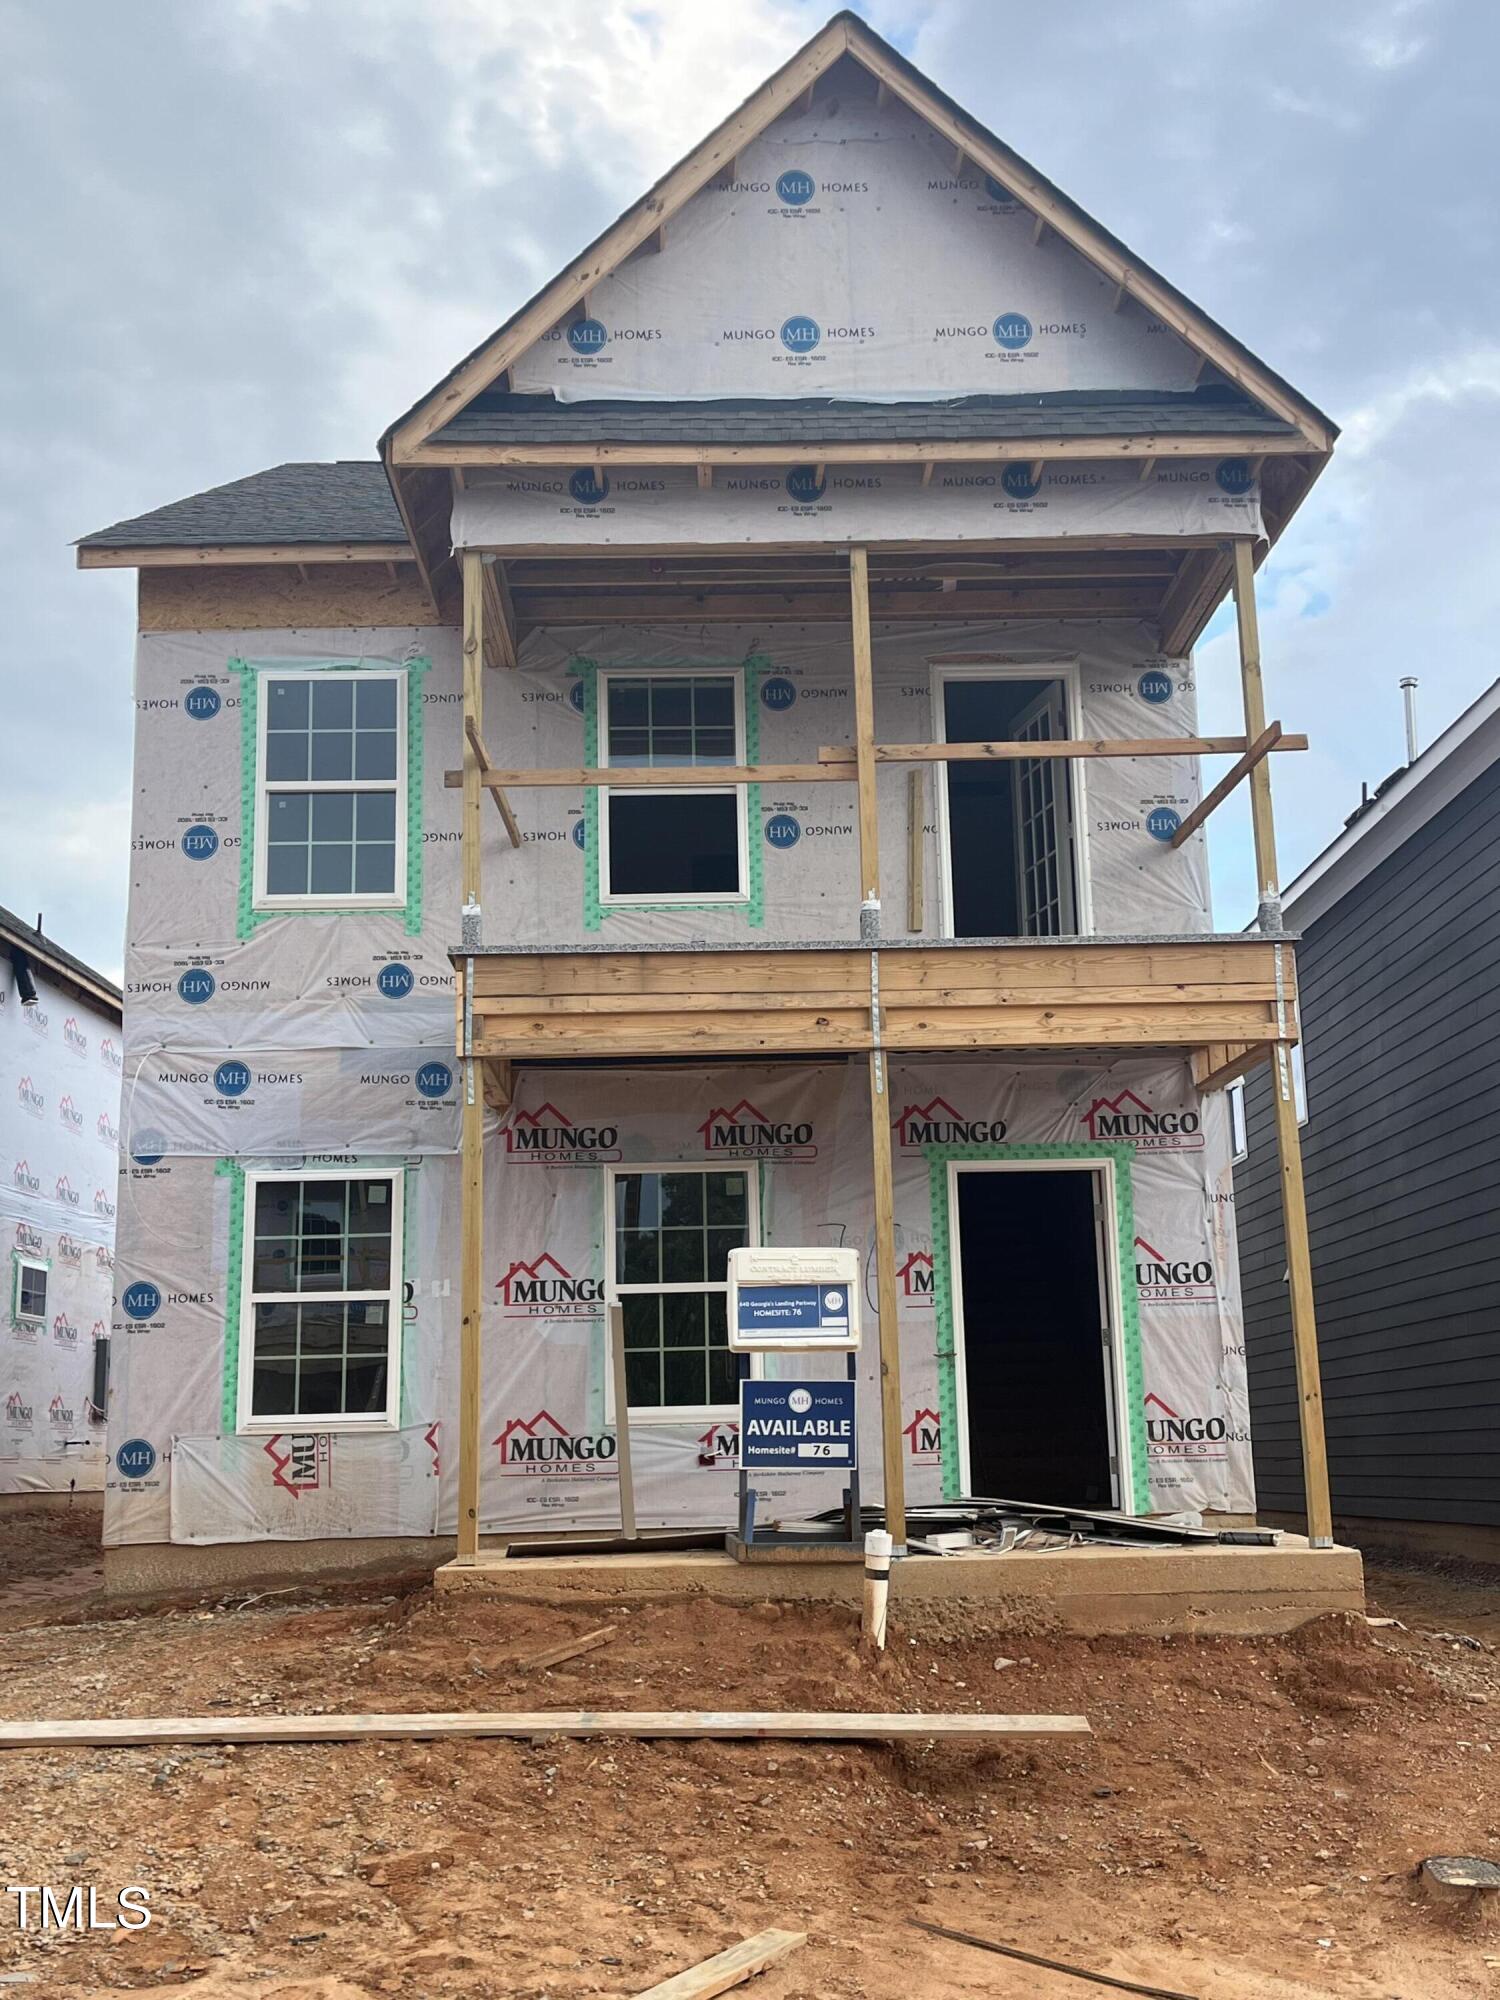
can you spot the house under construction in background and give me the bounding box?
[78,11,1362,1626]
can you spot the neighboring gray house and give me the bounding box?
[1237,681,1500,1550]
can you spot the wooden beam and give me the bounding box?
[1032,213,1048,246]
[464,718,524,846]
[1159,544,1236,657]
[0,1710,1092,1752]
[608,1303,637,1542]
[849,549,881,911]
[1170,723,1284,848]
[382,453,445,618]
[1191,1042,1267,1093]
[479,558,518,669]
[413,432,1312,470]
[635,1930,806,2000]
[697,464,712,490]
[819,735,1305,766]
[457,554,485,1569]
[77,541,414,570]
[512,586,1163,625]
[447,762,856,791]
[1272,1044,1333,1548]
[389,17,853,457]
[906,768,925,933]
[1233,542,1279,901]
[481,1056,514,1112]
[868,1051,908,1551]
[511,1624,616,1673]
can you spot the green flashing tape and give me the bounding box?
[230,656,430,939]
[925,1140,1149,1513]
[214,1158,247,1431]
[581,655,766,929]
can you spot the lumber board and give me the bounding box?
[0,1710,1091,1752]
[444,762,855,790]
[1170,722,1284,848]
[464,718,523,847]
[634,1928,807,2000]
[472,983,1278,1018]
[417,432,1314,470]
[512,585,1161,624]
[78,542,413,570]
[817,735,1306,765]
[512,1624,617,1673]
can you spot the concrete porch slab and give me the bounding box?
[435,1535,1365,1637]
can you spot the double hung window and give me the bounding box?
[598,670,747,902]
[239,1170,403,1429]
[13,1257,47,1327]
[254,670,406,910]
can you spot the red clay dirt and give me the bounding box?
[0,1515,1497,1999]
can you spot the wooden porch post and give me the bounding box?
[1232,540,1334,1548]
[456,550,485,1563]
[850,548,907,1551]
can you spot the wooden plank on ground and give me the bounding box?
[511,1625,617,1673]
[634,1928,807,2000]
[0,1710,1091,1752]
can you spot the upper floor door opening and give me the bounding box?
[936,664,1085,939]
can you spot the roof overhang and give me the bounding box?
[76,541,414,570]
[0,913,121,1021]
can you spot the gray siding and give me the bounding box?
[1239,755,1500,1527]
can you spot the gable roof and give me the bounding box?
[1279,679,1500,930]
[0,903,121,1020]
[77,462,406,553]
[383,10,1334,463]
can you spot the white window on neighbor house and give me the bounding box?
[13,1256,48,1327]
[1228,1080,1248,1163]
[606,1166,760,1419]
[597,668,747,903]
[237,1170,404,1430]
[254,669,406,910]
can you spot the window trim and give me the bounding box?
[596,666,749,907]
[1227,1079,1248,1163]
[251,666,408,914]
[13,1254,48,1328]
[236,1165,405,1434]
[603,1161,762,1426]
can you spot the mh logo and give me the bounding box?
[1216,458,1254,496]
[992,311,1033,350]
[570,819,586,850]
[184,686,221,720]
[181,824,219,860]
[177,969,215,1005]
[983,177,1023,206]
[567,317,608,354]
[1001,463,1041,500]
[415,1061,453,1099]
[568,468,610,506]
[760,677,796,711]
[116,1437,157,1480]
[214,1061,252,1098]
[121,1281,162,1321]
[784,466,826,503]
[764,813,801,849]
[1146,806,1182,842]
[377,962,414,999]
[776,170,815,206]
[568,679,586,714]
[780,315,821,353]
[1137,670,1173,705]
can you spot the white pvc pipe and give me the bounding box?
[863,1527,893,1650]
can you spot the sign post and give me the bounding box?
[727,1249,862,1553]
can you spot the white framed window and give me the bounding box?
[597,667,748,904]
[13,1256,48,1327]
[253,668,407,911]
[1228,1080,1248,1162]
[237,1168,404,1431]
[605,1164,760,1422]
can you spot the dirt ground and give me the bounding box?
[1,1505,1498,2000]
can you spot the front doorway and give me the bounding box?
[948,1161,1122,1507]
[936,668,1082,938]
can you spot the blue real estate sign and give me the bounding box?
[739,1379,858,1471]
[734,1281,850,1345]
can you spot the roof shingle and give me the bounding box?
[77,461,404,550]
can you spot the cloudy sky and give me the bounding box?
[2,0,1494,978]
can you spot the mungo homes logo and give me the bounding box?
[57,1094,83,1135]
[698,1097,816,1161]
[1081,1089,1202,1152]
[898,1249,935,1304]
[894,1097,1007,1149]
[264,1432,330,1496]
[502,1102,621,1166]
[497,1253,605,1322]
[16,1076,43,1116]
[495,1410,618,1477]
[13,1159,40,1195]
[1144,1391,1234,1462]
[1134,1234,1216,1303]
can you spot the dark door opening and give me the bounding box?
[942,676,1077,937]
[954,1167,1116,1506]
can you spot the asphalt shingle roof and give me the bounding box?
[0,902,121,1015]
[77,461,405,550]
[431,387,1295,449]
